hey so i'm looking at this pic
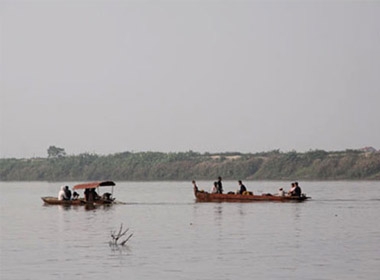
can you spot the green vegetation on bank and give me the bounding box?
[1,148,379,181]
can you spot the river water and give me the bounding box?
[1,181,379,280]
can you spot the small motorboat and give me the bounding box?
[41,181,117,206]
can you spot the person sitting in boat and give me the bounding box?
[211,182,218,194]
[287,182,296,195]
[237,180,247,194]
[288,182,302,197]
[216,176,223,194]
[292,182,302,197]
[58,186,68,201]
[84,188,90,201]
[72,191,80,200]
[84,188,100,202]
[278,188,285,196]
[64,186,72,200]
[102,192,113,200]
[92,188,100,200]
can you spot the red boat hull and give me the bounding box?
[194,188,309,202]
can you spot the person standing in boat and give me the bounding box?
[238,180,247,194]
[192,180,198,192]
[216,176,223,194]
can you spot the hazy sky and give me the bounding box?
[1,0,379,158]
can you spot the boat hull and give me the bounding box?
[194,189,309,202]
[41,197,114,205]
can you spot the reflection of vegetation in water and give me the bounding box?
[0,149,379,181]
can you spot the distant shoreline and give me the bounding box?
[1,149,379,181]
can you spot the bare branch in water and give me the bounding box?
[110,224,133,246]
[120,233,133,246]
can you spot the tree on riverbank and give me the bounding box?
[47,146,66,158]
[1,149,379,181]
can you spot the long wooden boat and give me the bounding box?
[41,181,116,206]
[41,197,86,205]
[194,186,310,202]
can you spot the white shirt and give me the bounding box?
[211,185,217,194]
[289,186,296,193]
[58,186,67,200]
